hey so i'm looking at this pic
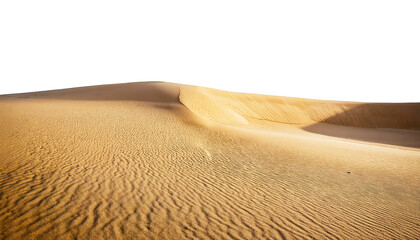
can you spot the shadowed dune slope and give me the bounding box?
[179,85,420,128]
[1,82,419,240]
[1,82,180,103]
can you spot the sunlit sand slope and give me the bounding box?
[1,82,419,239]
[180,85,420,128]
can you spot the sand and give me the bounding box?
[0,82,419,239]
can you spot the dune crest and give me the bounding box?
[5,82,419,129]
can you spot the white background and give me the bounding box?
[1,0,419,102]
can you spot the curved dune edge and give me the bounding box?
[179,86,249,125]
[178,85,420,129]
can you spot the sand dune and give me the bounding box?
[0,82,419,239]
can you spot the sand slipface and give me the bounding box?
[0,82,419,240]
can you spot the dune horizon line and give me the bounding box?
[1,81,419,130]
[2,81,420,104]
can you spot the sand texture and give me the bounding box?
[1,82,419,239]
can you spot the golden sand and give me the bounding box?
[0,82,419,239]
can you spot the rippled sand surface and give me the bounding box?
[1,82,419,239]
